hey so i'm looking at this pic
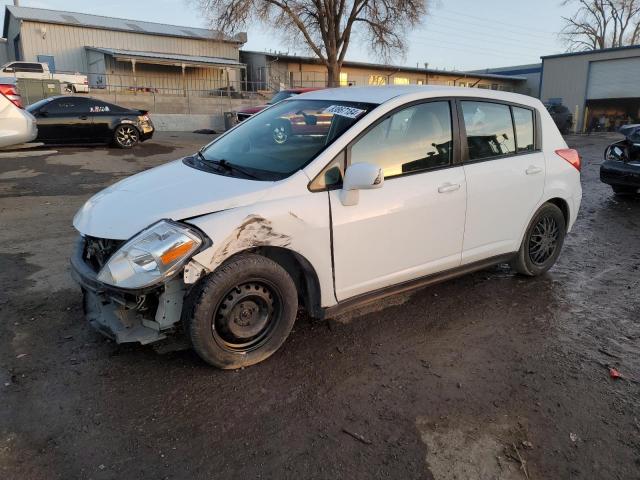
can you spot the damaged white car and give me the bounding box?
[71,86,582,369]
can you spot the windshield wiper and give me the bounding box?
[207,158,261,180]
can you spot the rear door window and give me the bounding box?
[512,107,535,152]
[461,101,515,160]
[47,97,89,115]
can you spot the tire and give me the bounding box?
[511,203,566,277]
[113,124,140,149]
[185,253,298,369]
[612,185,638,195]
[271,120,291,145]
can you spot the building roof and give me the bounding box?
[300,85,539,105]
[541,44,640,60]
[467,63,542,76]
[86,47,244,68]
[3,5,246,44]
[242,51,526,82]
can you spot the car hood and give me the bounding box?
[73,158,274,239]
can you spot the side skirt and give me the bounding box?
[318,253,516,319]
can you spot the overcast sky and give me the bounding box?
[1,0,575,70]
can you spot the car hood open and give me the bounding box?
[73,158,274,239]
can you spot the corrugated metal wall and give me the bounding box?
[16,21,240,73]
[540,48,640,129]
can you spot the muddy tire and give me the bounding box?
[511,203,566,277]
[185,254,298,369]
[113,124,140,149]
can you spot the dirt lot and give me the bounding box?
[1,132,639,480]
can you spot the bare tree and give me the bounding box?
[561,0,640,51]
[195,0,428,86]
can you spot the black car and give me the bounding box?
[600,124,640,195]
[545,104,573,134]
[26,96,154,148]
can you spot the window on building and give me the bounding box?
[458,82,467,88]
[368,75,387,86]
[350,101,453,178]
[340,72,349,86]
[512,106,535,152]
[461,101,516,160]
[417,80,424,85]
[393,77,410,85]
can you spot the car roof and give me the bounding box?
[298,85,540,107]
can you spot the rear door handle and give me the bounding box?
[438,183,461,193]
[79,115,88,120]
[526,165,543,175]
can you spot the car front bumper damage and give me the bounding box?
[70,237,185,345]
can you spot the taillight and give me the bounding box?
[555,148,581,172]
[0,88,23,108]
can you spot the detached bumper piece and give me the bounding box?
[600,160,640,188]
[70,237,185,345]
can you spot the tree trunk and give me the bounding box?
[326,60,340,88]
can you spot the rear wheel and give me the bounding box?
[185,254,298,369]
[511,203,566,276]
[113,124,139,148]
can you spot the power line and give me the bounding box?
[437,8,560,35]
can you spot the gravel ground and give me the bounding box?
[0,132,638,480]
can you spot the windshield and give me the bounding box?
[267,91,296,105]
[198,99,376,180]
[26,97,54,112]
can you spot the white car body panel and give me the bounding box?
[0,93,37,148]
[330,166,466,300]
[461,151,546,264]
[73,86,582,315]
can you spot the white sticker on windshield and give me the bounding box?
[323,105,366,119]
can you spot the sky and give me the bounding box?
[1,0,576,71]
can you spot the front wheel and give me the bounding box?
[113,124,139,149]
[511,203,566,276]
[185,254,298,369]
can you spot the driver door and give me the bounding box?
[329,100,467,301]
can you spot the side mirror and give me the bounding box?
[339,162,384,206]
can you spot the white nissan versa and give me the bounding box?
[72,86,582,369]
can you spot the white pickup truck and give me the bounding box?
[1,61,89,93]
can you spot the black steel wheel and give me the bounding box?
[212,280,282,353]
[114,124,140,149]
[185,254,298,369]
[511,202,566,276]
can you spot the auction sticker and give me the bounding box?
[323,105,366,119]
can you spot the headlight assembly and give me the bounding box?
[97,220,205,289]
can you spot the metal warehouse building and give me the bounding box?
[2,5,247,94]
[540,45,640,132]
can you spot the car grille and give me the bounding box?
[83,236,125,272]
[236,112,253,122]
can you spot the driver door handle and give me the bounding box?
[526,165,543,175]
[438,182,461,193]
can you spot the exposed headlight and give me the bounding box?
[97,220,205,289]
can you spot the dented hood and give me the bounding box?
[73,159,274,239]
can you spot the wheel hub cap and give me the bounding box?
[213,281,280,351]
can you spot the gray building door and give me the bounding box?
[587,57,640,99]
